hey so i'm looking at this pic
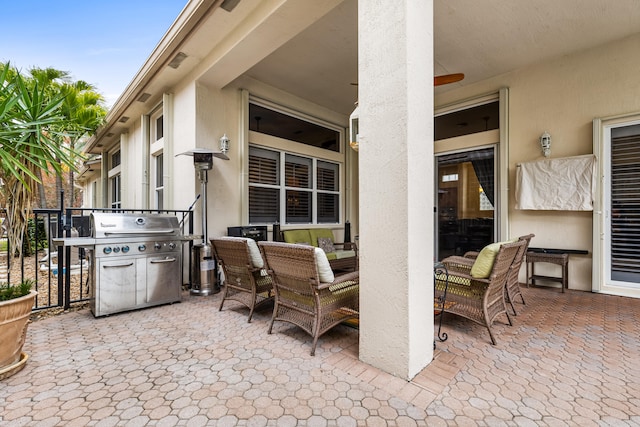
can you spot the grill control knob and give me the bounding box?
[121,245,130,253]
[138,244,146,252]
[168,242,176,250]
[113,247,121,253]
[154,243,162,250]
[103,247,112,254]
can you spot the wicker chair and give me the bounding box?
[211,237,274,322]
[258,241,359,356]
[463,234,535,315]
[435,239,526,345]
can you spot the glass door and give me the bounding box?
[606,124,640,287]
[435,147,495,260]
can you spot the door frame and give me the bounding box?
[593,112,640,297]
[434,88,509,255]
[434,144,498,260]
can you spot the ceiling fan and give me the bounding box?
[351,73,464,87]
[349,73,464,152]
[435,73,464,86]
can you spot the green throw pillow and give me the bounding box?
[470,242,503,278]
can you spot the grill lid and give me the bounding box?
[90,213,181,239]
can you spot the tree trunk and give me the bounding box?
[36,169,47,208]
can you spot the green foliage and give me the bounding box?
[22,217,48,257]
[0,61,107,259]
[0,279,33,302]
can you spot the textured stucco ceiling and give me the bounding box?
[245,0,640,116]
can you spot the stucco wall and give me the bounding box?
[435,33,640,291]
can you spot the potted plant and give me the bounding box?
[0,280,37,379]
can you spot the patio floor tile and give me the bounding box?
[1,285,640,425]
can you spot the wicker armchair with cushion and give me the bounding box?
[462,234,535,315]
[435,239,526,345]
[258,241,359,356]
[211,237,274,322]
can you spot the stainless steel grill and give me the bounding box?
[56,212,186,317]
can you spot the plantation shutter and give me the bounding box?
[285,155,311,224]
[610,129,640,282]
[317,161,339,223]
[249,148,279,223]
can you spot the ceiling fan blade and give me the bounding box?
[434,73,464,86]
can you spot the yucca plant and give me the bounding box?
[0,62,105,259]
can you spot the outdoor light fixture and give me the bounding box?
[219,134,230,155]
[349,103,359,152]
[540,131,551,157]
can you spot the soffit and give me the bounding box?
[245,0,640,116]
[91,0,640,152]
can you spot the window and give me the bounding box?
[155,115,163,141]
[111,150,121,168]
[249,147,340,224]
[249,103,340,152]
[155,153,164,210]
[435,101,499,141]
[110,174,121,209]
[149,108,164,209]
[109,149,121,209]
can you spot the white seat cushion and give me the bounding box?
[227,237,264,268]
[314,247,335,283]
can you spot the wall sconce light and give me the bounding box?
[219,134,230,155]
[349,103,359,152]
[540,131,551,157]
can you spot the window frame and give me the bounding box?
[245,99,346,226]
[249,145,342,225]
[108,149,121,209]
[149,107,164,210]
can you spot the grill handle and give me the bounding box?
[103,229,176,236]
[150,257,177,264]
[102,262,134,268]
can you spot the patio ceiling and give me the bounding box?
[91,0,640,151]
[244,0,640,116]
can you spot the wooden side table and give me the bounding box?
[526,252,569,292]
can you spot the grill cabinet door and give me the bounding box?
[95,258,138,316]
[146,255,182,304]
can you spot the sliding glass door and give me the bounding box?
[606,124,640,287]
[435,147,496,260]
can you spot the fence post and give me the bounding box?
[64,197,73,310]
[57,190,65,308]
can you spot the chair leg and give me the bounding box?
[508,294,518,316]
[519,292,526,305]
[487,326,497,345]
[267,302,278,334]
[218,290,227,312]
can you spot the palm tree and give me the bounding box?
[57,81,106,207]
[0,62,100,258]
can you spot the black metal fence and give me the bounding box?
[0,192,195,312]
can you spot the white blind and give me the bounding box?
[610,132,640,282]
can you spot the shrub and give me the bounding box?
[0,279,33,301]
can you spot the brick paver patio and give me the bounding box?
[1,285,639,426]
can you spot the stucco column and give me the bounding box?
[358,0,434,379]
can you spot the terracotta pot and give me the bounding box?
[0,290,37,373]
